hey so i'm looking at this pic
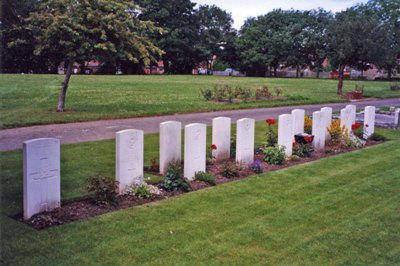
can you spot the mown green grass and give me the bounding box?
[1,126,399,265]
[1,74,399,128]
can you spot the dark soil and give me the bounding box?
[13,139,383,230]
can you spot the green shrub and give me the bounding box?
[368,133,387,141]
[195,171,216,186]
[389,83,400,91]
[125,183,162,199]
[230,134,236,158]
[85,174,119,206]
[288,155,301,161]
[200,88,213,101]
[263,145,286,165]
[220,161,240,178]
[293,143,313,158]
[274,87,283,96]
[162,161,191,192]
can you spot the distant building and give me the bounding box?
[57,60,102,74]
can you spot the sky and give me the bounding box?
[194,0,369,29]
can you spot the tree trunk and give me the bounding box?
[57,60,74,112]
[387,65,392,81]
[337,65,345,95]
[296,65,299,78]
[274,66,277,77]
[316,65,320,79]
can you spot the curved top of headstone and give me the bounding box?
[213,117,231,122]
[237,118,254,122]
[279,114,291,119]
[185,123,206,128]
[23,138,59,145]
[117,129,142,135]
[160,121,181,126]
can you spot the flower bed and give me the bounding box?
[13,137,384,230]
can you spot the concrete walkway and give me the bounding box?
[1,98,399,151]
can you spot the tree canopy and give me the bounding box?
[16,0,163,111]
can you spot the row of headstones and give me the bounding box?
[23,105,376,219]
[117,117,255,193]
[279,105,375,155]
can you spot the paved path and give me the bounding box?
[1,98,399,151]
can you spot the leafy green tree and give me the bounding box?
[364,0,400,80]
[1,0,50,73]
[327,7,384,94]
[301,9,333,78]
[195,4,237,74]
[136,0,198,74]
[23,0,162,112]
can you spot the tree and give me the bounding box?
[364,0,400,80]
[136,0,198,74]
[1,0,52,73]
[327,7,384,94]
[195,5,237,74]
[23,0,163,111]
[301,9,333,78]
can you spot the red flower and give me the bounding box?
[304,136,313,143]
[211,144,217,150]
[365,124,369,127]
[351,123,361,130]
[266,118,275,125]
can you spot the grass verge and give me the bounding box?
[1,74,399,128]
[0,128,399,265]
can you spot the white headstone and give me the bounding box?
[346,104,356,124]
[291,109,305,136]
[184,123,206,180]
[364,106,376,137]
[236,118,255,165]
[320,107,333,140]
[340,108,352,133]
[395,108,400,129]
[278,114,293,156]
[23,138,60,220]
[160,121,181,175]
[116,129,144,194]
[212,117,231,161]
[312,111,325,150]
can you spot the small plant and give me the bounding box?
[85,174,119,206]
[389,83,400,91]
[327,119,348,146]
[249,160,264,174]
[304,116,313,134]
[194,171,216,186]
[226,86,234,102]
[240,88,252,101]
[220,161,240,178]
[207,144,217,165]
[261,86,272,98]
[255,88,263,100]
[288,155,301,161]
[149,158,159,172]
[213,85,226,101]
[355,84,364,93]
[265,118,277,147]
[162,161,191,192]
[368,132,387,141]
[274,87,283,96]
[230,134,236,158]
[200,88,213,101]
[125,183,162,199]
[293,143,313,158]
[263,145,286,165]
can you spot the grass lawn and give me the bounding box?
[1,74,399,128]
[1,125,399,265]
